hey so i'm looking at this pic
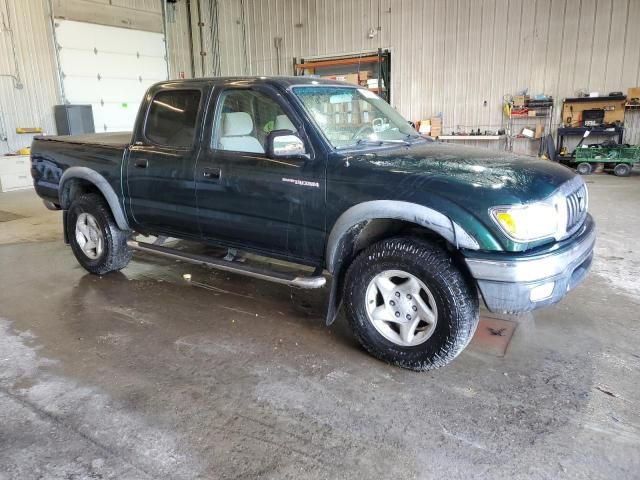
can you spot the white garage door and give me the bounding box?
[55,19,167,132]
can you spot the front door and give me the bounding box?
[125,87,203,237]
[195,85,326,263]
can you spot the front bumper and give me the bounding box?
[464,214,596,313]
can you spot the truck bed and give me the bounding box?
[35,132,132,149]
[31,132,132,207]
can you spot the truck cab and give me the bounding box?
[30,77,595,371]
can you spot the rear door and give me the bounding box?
[124,86,204,237]
[195,85,326,263]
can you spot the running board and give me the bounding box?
[126,240,326,289]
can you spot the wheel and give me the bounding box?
[67,193,131,275]
[576,162,593,175]
[343,237,479,371]
[613,163,632,177]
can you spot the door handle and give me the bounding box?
[134,159,148,168]
[203,167,221,179]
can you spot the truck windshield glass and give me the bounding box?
[145,90,201,148]
[292,86,418,148]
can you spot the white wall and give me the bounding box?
[3,0,640,155]
[168,0,640,153]
[0,0,59,154]
[0,0,166,154]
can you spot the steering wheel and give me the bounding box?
[350,117,385,140]
[351,124,374,140]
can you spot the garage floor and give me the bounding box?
[1,174,639,479]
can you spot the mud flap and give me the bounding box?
[325,274,343,326]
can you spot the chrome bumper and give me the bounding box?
[464,214,596,313]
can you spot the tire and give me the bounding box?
[613,163,631,177]
[343,237,479,371]
[576,162,593,175]
[67,193,132,275]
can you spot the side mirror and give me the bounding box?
[266,129,308,159]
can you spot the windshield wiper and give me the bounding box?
[354,138,411,147]
[405,133,427,142]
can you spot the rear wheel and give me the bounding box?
[576,162,593,175]
[343,237,479,371]
[613,163,632,177]
[67,193,131,275]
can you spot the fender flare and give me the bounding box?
[59,166,130,231]
[322,200,480,326]
[325,200,479,273]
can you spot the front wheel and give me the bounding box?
[343,237,479,371]
[67,193,132,275]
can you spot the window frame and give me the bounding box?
[208,85,309,157]
[142,87,204,150]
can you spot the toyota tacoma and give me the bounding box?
[30,77,595,370]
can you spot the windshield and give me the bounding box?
[292,86,419,148]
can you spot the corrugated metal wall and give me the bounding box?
[0,0,59,155]
[3,0,640,155]
[0,0,165,155]
[169,0,640,153]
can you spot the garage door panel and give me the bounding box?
[55,19,167,132]
[92,103,140,132]
[55,21,99,49]
[97,79,147,102]
[92,28,165,57]
[58,49,98,77]
[62,77,101,104]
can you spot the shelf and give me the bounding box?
[557,126,623,136]
[509,114,550,119]
[295,55,383,70]
[439,135,505,141]
[564,95,626,103]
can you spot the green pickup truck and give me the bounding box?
[30,77,595,370]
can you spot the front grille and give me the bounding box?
[565,185,587,233]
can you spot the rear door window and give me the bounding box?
[145,90,201,148]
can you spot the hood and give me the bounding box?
[349,141,576,206]
[338,141,580,252]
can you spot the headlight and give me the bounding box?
[490,202,558,242]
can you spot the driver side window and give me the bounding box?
[212,89,297,154]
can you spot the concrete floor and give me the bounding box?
[0,173,639,479]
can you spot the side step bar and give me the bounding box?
[126,240,326,289]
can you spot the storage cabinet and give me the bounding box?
[0,156,33,192]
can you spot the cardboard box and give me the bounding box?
[534,124,544,139]
[320,73,360,85]
[628,87,640,101]
[418,119,431,134]
[521,127,535,138]
[429,117,442,137]
[513,95,529,107]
